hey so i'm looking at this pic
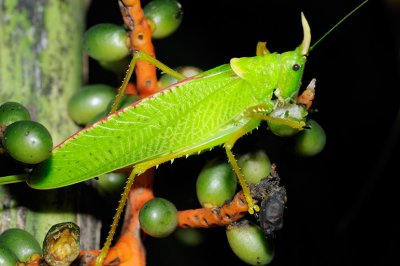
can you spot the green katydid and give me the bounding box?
[0,0,369,264]
[30,13,312,264]
[28,14,310,190]
[28,13,310,198]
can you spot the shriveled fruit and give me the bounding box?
[42,222,80,266]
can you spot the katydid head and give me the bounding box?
[229,13,311,108]
[274,13,311,104]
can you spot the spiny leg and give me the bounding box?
[224,124,261,215]
[109,50,187,114]
[96,150,193,265]
[225,104,307,215]
[96,165,148,266]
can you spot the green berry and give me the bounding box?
[0,246,18,266]
[87,94,140,125]
[106,94,141,112]
[83,23,130,62]
[267,103,307,137]
[196,159,237,208]
[139,198,178,238]
[226,220,274,266]
[144,0,183,39]
[294,119,326,156]
[174,228,204,246]
[0,102,31,126]
[238,150,271,184]
[98,56,131,75]
[2,121,53,164]
[159,66,202,88]
[97,172,128,197]
[0,228,42,263]
[68,84,116,125]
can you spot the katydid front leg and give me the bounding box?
[247,104,306,130]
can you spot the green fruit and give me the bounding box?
[83,23,130,62]
[174,228,203,246]
[144,0,183,39]
[106,94,141,112]
[87,94,140,125]
[238,150,271,184]
[0,102,31,126]
[294,119,326,156]
[98,56,131,75]
[68,84,116,125]
[2,121,53,164]
[0,228,42,263]
[267,103,307,137]
[97,172,128,197]
[196,159,236,208]
[0,246,18,266]
[139,198,178,238]
[159,66,202,88]
[226,220,274,266]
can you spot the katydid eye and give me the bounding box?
[292,64,301,71]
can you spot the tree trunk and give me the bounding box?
[0,0,101,249]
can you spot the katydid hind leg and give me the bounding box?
[96,163,149,266]
[96,151,190,265]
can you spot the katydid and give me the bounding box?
[1,0,369,263]
[28,14,310,195]
[26,13,311,264]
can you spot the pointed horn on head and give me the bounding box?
[300,12,311,56]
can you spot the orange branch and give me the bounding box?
[178,191,248,228]
[297,78,316,110]
[119,0,159,97]
[75,170,155,266]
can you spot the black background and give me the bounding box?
[86,0,399,265]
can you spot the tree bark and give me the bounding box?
[0,0,101,249]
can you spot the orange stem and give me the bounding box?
[297,78,316,110]
[119,0,159,97]
[75,1,159,265]
[178,191,248,228]
[75,170,155,266]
